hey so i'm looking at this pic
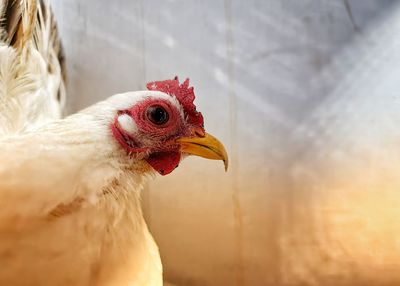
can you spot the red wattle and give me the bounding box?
[146,152,181,176]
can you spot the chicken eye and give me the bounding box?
[146,105,169,125]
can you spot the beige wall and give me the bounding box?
[52,1,400,285]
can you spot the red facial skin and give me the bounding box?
[111,77,205,176]
[111,98,187,175]
[147,77,204,128]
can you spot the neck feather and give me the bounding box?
[0,110,153,221]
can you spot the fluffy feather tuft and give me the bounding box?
[0,0,65,135]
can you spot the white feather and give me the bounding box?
[0,91,175,285]
[0,1,180,284]
[0,0,65,136]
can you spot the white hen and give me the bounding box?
[0,1,228,285]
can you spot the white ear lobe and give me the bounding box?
[117,114,138,135]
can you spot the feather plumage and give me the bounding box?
[0,1,226,285]
[0,1,164,285]
[0,0,65,135]
[0,92,163,286]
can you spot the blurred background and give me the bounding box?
[52,1,400,285]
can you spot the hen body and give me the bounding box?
[0,1,227,285]
[0,1,162,284]
[0,95,163,285]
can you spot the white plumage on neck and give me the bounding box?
[0,91,170,286]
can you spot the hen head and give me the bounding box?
[110,77,228,175]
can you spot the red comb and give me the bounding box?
[146,77,204,128]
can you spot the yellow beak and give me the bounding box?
[177,132,229,171]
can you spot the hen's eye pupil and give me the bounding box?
[147,105,169,125]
